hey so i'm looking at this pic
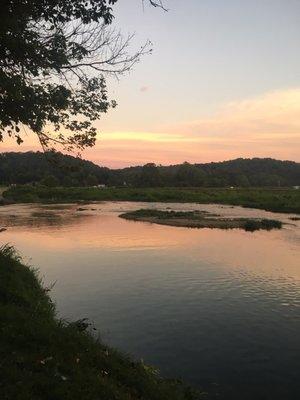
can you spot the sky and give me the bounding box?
[2,0,300,167]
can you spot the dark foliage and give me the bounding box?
[4,185,300,214]
[115,158,300,187]
[244,219,282,232]
[120,209,283,231]
[0,152,299,188]
[0,151,111,186]
[0,0,161,151]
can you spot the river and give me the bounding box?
[0,202,299,399]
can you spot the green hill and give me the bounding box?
[0,151,299,187]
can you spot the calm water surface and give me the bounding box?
[1,202,300,399]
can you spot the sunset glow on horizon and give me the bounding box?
[2,87,300,168]
[1,0,300,168]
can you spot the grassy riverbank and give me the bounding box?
[120,209,283,231]
[3,185,300,213]
[0,245,202,400]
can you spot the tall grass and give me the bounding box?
[0,245,203,400]
[3,185,300,213]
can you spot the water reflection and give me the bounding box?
[0,204,98,229]
[0,202,299,400]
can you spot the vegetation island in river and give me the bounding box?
[119,209,283,232]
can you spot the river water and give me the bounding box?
[0,202,299,399]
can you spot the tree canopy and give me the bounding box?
[1,152,299,188]
[0,0,165,152]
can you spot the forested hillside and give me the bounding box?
[0,152,111,187]
[0,151,299,187]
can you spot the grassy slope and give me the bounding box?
[0,246,202,400]
[3,186,300,213]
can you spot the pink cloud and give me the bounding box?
[140,86,150,93]
[2,88,299,168]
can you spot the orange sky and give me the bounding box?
[1,1,300,168]
[2,88,299,168]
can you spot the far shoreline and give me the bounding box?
[1,186,300,214]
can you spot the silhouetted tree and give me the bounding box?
[41,174,59,187]
[86,174,98,187]
[175,162,206,187]
[138,163,163,187]
[1,153,299,187]
[0,1,163,152]
[235,174,250,187]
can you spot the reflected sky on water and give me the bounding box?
[0,202,299,399]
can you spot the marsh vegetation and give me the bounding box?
[3,186,300,214]
[119,209,283,231]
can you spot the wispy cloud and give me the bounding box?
[2,88,300,168]
[87,88,300,167]
[164,88,300,138]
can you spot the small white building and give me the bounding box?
[293,186,300,190]
[92,184,106,189]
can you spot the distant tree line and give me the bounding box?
[0,152,110,187]
[0,152,299,188]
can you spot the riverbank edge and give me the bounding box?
[0,245,203,400]
[2,186,300,214]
